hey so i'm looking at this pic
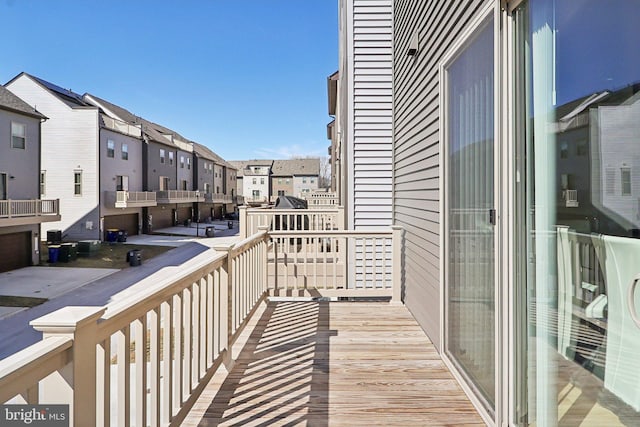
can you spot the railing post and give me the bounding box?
[337,206,345,230]
[391,226,404,305]
[30,306,105,426]
[239,205,248,238]
[213,243,235,370]
[257,226,270,294]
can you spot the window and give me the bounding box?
[204,183,210,193]
[74,171,82,195]
[576,140,588,156]
[216,186,220,194]
[169,152,174,165]
[180,156,185,168]
[252,178,257,185]
[11,122,26,149]
[181,180,188,191]
[260,178,265,185]
[107,140,115,158]
[121,143,128,160]
[278,190,285,196]
[560,142,569,159]
[278,178,283,184]
[303,177,307,183]
[622,168,632,195]
[311,178,315,183]
[160,149,166,164]
[187,158,191,170]
[0,173,7,200]
[116,175,129,191]
[40,171,46,196]
[286,178,290,184]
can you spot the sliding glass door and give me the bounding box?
[515,0,640,425]
[444,11,496,415]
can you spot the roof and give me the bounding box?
[193,142,236,170]
[10,73,94,108]
[0,85,46,119]
[271,158,320,176]
[229,160,274,177]
[84,93,178,148]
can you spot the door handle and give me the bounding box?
[628,274,640,330]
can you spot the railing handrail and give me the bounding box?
[97,252,228,338]
[0,336,72,403]
[0,199,60,218]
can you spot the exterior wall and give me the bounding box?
[213,164,224,195]
[243,174,270,201]
[271,176,293,197]
[177,149,192,190]
[195,157,214,193]
[146,141,177,191]
[7,75,100,241]
[236,177,244,197]
[100,129,143,207]
[0,110,41,200]
[342,0,394,230]
[293,175,319,197]
[393,0,487,349]
[226,168,236,199]
[0,109,42,266]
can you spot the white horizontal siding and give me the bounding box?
[7,75,100,240]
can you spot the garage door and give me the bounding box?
[104,214,139,237]
[149,207,173,230]
[0,232,31,273]
[176,207,192,223]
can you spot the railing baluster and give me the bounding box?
[183,287,192,395]
[191,282,199,388]
[97,338,110,427]
[162,299,173,424]
[134,315,147,427]
[116,326,131,427]
[173,292,183,412]
[150,307,161,427]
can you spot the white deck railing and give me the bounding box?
[0,230,269,426]
[0,199,60,218]
[239,205,345,238]
[0,225,403,425]
[156,190,200,203]
[303,192,339,208]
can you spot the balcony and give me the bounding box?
[203,193,234,204]
[0,227,482,426]
[245,195,268,206]
[563,189,579,207]
[0,199,61,226]
[114,191,157,208]
[156,190,200,204]
[303,191,339,208]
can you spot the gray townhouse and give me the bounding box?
[193,142,237,220]
[0,85,59,273]
[334,0,640,425]
[271,159,320,201]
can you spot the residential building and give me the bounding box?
[229,160,273,205]
[193,142,237,219]
[337,0,393,229]
[0,85,59,273]
[271,159,320,200]
[6,73,102,241]
[327,71,342,197]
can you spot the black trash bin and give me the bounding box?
[117,230,128,243]
[205,226,215,237]
[59,243,77,263]
[47,230,62,244]
[127,249,142,266]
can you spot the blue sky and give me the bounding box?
[0,0,338,161]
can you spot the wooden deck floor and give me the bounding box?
[184,301,484,426]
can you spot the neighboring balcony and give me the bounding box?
[156,190,200,204]
[113,191,157,208]
[0,199,61,226]
[203,193,234,204]
[563,189,579,207]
